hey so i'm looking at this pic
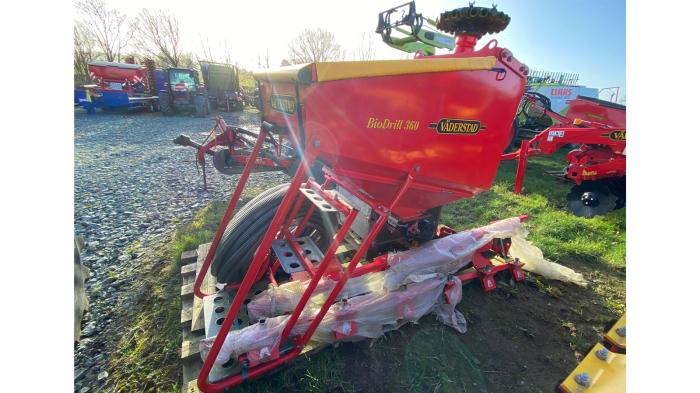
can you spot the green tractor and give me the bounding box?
[376,1,455,56]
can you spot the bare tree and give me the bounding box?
[354,32,376,61]
[220,39,234,65]
[76,0,131,62]
[132,9,186,67]
[198,35,215,63]
[288,28,343,64]
[257,49,270,69]
[74,21,96,84]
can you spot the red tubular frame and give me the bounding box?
[502,95,626,195]
[197,147,317,392]
[193,127,269,299]
[192,147,526,391]
[196,151,417,392]
[502,123,625,195]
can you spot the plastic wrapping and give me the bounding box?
[199,276,465,364]
[247,271,387,321]
[509,234,588,287]
[199,312,315,366]
[384,217,522,290]
[200,216,586,365]
[314,277,455,342]
[433,277,467,333]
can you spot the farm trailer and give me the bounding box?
[199,61,246,112]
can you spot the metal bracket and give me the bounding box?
[300,186,338,213]
[271,236,325,274]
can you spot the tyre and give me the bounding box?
[159,92,174,116]
[503,119,520,153]
[211,183,334,283]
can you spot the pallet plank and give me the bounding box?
[181,323,204,360]
[181,297,194,327]
[181,283,194,298]
[181,262,197,276]
[182,356,203,393]
[181,250,198,265]
[191,243,215,333]
[180,246,206,393]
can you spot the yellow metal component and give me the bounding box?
[313,57,496,82]
[253,56,497,83]
[573,118,584,125]
[253,63,312,83]
[604,313,626,350]
[559,343,626,393]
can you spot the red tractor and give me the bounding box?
[502,92,626,217]
[175,4,538,391]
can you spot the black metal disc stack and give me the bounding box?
[437,4,510,37]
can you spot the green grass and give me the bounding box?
[442,150,626,268]
[107,203,227,393]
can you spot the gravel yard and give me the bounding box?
[73,108,286,391]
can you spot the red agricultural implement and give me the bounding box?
[176,4,534,391]
[502,92,626,217]
[79,61,159,113]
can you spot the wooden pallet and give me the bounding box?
[180,243,214,393]
[178,244,332,392]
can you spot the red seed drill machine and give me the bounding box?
[502,91,626,217]
[176,3,536,391]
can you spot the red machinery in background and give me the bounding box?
[502,93,626,217]
[79,61,159,113]
[176,4,534,391]
[88,61,149,93]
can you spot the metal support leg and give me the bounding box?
[513,139,531,195]
[194,128,268,299]
[197,150,320,393]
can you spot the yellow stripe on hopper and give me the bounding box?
[253,56,497,84]
[253,63,310,83]
[314,56,497,82]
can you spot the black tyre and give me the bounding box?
[159,92,174,116]
[211,183,334,283]
[504,119,520,153]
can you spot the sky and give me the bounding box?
[94,0,626,100]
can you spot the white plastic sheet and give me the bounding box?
[247,271,387,321]
[199,276,464,364]
[509,234,588,287]
[384,217,522,290]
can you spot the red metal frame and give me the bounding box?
[195,147,528,390]
[193,127,270,299]
[187,27,534,391]
[502,95,626,194]
[180,117,294,189]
